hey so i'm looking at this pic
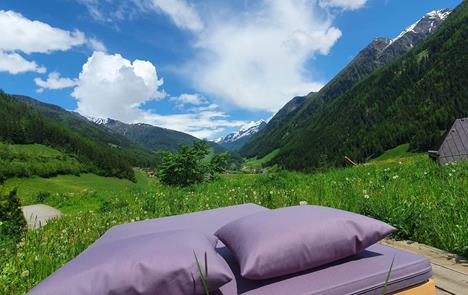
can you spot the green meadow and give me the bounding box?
[1,145,467,294]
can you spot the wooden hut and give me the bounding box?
[428,117,468,164]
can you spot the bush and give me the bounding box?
[0,189,27,242]
[157,141,228,186]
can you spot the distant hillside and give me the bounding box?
[241,9,452,159]
[215,120,267,150]
[84,116,243,167]
[13,95,159,168]
[87,117,202,152]
[271,3,468,170]
[0,92,136,180]
[241,95,310,156]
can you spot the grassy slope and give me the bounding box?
[0,143,88,179]
[1,155,467,293]
[244,149,280,170]
[3,171,153,214]
[371,144,417,162]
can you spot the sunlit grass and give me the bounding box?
[1,156,467,294]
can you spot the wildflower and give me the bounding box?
[448,173,452,177]
[21,270,29,278]
[398,161,402,165]
[299,201,308,206]
[364,195,370,199]
[451,169,456,173]
[392,175,399,179]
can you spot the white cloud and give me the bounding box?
[72,51,246,139]
[0,9,106,75]
[88,38,107,52]
[140,109,245,139]
[77,0,142,24]
[318,0,368,10]
[34,72,77,92]
[0,51,46,74]
[0,10,86,54]
[72,51,164,121]
[185,0,342,112]
[171,93,206,106]
[149,0,203,31]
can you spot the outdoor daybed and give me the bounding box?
[29,204,435,295]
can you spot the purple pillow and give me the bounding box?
[28,230,232,295]
[215,205,395,280]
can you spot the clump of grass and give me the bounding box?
[194,251,209,295]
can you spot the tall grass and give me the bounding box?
[0,155,466,294]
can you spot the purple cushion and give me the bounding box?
[28,230,233,295]
[215,205,395,280]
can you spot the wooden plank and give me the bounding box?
[393,279,436,295]
[381,239,468,295]
[457,119,468,152]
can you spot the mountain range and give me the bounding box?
[241,6,467,170]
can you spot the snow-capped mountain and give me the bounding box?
[85,115,109,125]
[215,120,267,150]
[375,8,452,64]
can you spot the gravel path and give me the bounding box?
[21,204,63,229]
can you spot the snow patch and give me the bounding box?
[217,120,266,144]
[85,116,109,125]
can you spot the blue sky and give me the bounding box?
[0,0,462,139]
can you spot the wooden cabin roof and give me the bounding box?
[435,118,468,164]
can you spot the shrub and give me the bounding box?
[0,189,27,242]
[157,141,228,186]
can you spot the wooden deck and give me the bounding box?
[381,239,468,295]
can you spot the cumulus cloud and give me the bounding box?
[72,51,164,121]
[71,51,246,139]
[149,0,203,31]
[0,10,86,54]
[0,51,46,74]
[318,0,368,10]
[185,0,342,112]
[34,72,77,92]
[0,9,105,75]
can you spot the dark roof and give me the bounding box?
[434,118,468,164]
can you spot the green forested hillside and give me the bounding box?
[14,95,160,168]
[241,37,416,158]
[266,2,467,170]
[102,119,201,151]
[0,92,137,180]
